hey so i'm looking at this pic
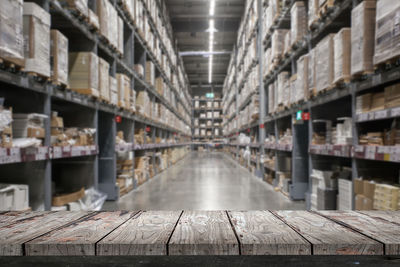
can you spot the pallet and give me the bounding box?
[52,187,85,207]
[71,88,100,98]
[374,56,400,72]
[311,87,333,98]
[51,80,69,89]
[318,0,335,18]
[351,70,374,81]
[333,76,351,88]
[27,72,51,83]
[0,57,24,72]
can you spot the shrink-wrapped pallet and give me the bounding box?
[289,75,297,105]
[374,0,400,66]
[277,72,289,107]
[265,48,272,76]
[296,54,309,102]
[87,9,100,30]
[351,1,376,76]
[283,76,291,107]
[50,30,69,86]
[116,73,130,110]
[145,61,155,86]
[23,2,51,77]
[270,0,282,22]
[98,57,110,102]
[265,5,273,35]
[109,76,118,106]
[60,0,88,16]
[108,2,118,49]
[316,34,335,93]
[117,16,124,55]
[334,28,351,84]
[290,1,307,47]
[96,0,109,42]
[69,52,99,97]
[136,90,149,116]
[121,0,135,21]
[0,0,24,67]
[271,30,289,61]
[308,0,319,28]
[284,31,291,55]
[308,48,316,95]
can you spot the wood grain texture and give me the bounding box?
[168,211,239,255]
[272,211,382,255]
[0,211,49,228]
[0,211,90,256]
[318,211,400,255]
[228,211,311,255]
[358,211,400,225]
[97,210,182,255]
[25,211,138,256]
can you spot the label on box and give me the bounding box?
[366,146,376,160]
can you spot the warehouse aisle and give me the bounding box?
[103,152,305,210]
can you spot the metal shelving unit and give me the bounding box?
[0,0,192,210]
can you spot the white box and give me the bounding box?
[0,184,29,211]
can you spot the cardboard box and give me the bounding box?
[308,48,316,94]
[296,55,309,102]
[354,178,364,195]
[59,0,88,16]
[351,1,376,75]
[316,34,335,92]
[50,30,69,86]
[117,16,124,55]
[0,0,24,67]
[384,84,400,109]
[23,2,51,77]
[363,180,376,199]
[1,126,12,148]
[98,57,110,102]
[374,0,400,66]
[271,30,289,60]
[290,1,307,46]
[370,92,384,111]
[68,52,99,97]
[334,28,351,84]
[145,61,155,86]
[116,73,133,110]
[363,197,374,210]
[355,194,366,210]
[27,127,45,139]
[356,93,372,114]
[87,8,99,30]
[96,0,109,42]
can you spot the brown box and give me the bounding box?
[50,30,69,86]
[354,178,364,195]
[363,197,374,210]
[316,34,335,92]
[374,0,400,66]
[356,93,372,114]
[296,54,309,102]
[384,84,400,109]
[69,52,99,97]
[95,0,109,42]
[351,1,376,76]
[51,116,64,128]
[334,28,351,84]
[370,92,384,112]
[27,127,45,139]
[98,57,110,102]
[23,2,51,77]
[355,194,366,210]
[363,180,376,199]
[145,61,155,86]
[0,0,25,67]
[290,1,307,46]
[1,126,13,148]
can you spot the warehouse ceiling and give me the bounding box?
[165,0,244,96]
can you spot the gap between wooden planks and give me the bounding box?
[0,210,400,256]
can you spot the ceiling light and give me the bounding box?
[209,0,215,16]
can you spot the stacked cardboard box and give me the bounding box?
[68,52,99,97]
[145,61,155,86]
[12,113,47,142]
[50,30,69,86]
[354,178,375,210]
[0,0,24,67]
[308,48,316,95]
[384,84,400,109]
[374,184,399,210]
[290,1,307,47]
[333,28,351,84]
[23,2,51,78]
[98,57,110,102]
[60,0,88,17]
[308,0,319,28]
[0,107,13,148]
[109,76,118,106]
[135,156,150,186]
[338,178,353,210]
[316,34,335,93]
[296,55,309,102]
[87,8,99,30]
[116,74,132,111]
[374,0,400,66]
[351,1,376,76]
[271,30,288,63]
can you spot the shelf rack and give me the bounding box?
[0,0,193,210]
[221,0,400,206]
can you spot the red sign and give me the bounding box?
[145,126,151,132]
[115,116,122,123]
[247,128,251,133]
[302,112,310,121]
[260,124,264,129]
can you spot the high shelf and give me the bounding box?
[0,0,192,211]
[222,0,400,210]
[192,97,223,143]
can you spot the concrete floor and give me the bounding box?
[103,152,306,210]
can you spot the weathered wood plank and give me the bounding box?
[228,211,311,255]
[25,211,138,256]
[358,211,400,225]
[272,211,382,255]
[97,210,182,255]
[0,211,49,228]
[0,211,91,256]
[168,211,239,255]
[318,211,400,255]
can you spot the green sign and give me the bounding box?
[206,93,214,98]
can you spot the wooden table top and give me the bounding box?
[0,210,399,256]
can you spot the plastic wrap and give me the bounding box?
[265,5,273,34]
[146,61,155,86]
[277,72,289,106]
[289,74,297,105]
[265,48,271,76]
[79,187,107,211]
[51,30,69,86]
[270,0,281,22]
[0,108,12,132]
[117,16,124,55]
[108,2,118,48]
[23,2,51,77]
[122,0,135,21]
[87,8,99,30]
[283,77,291,107]
[136,90,149,116]
[68,52,99,96]
[334,28,351,84]
[99,57,110,102]
[316,34,334,92]
[109,76,118,106]
[284,31,291,55]
[296,54,309,102]
[374,0,400,65]
[308,0,319,28]
[271,30,288,60]
[291,1,307,46]
[308,48,316,95]
[96,0,109,41]
[0,0,24,66]
[351,1,376,75]
[60,0,88,16]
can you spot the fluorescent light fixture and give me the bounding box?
[208,1,216,84]
[209,0,215,16]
